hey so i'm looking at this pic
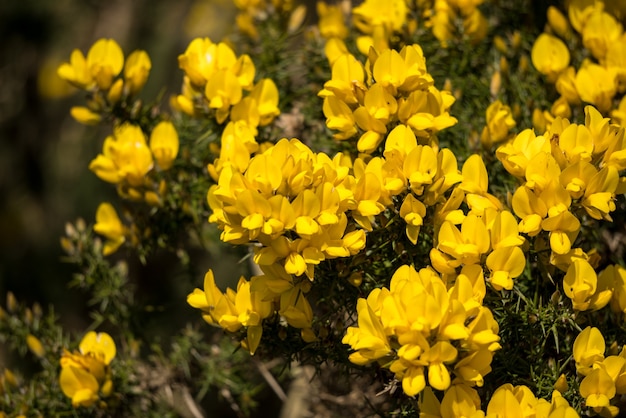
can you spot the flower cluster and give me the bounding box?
[320,44,457,154]
[57,38,151,124]
[531,1,626,121]
[343,264,500,397]
[496,106,626,307]
[573,326,626,416]
[90,122,178,193]
[59,331,116,408]
[419,383,578,417]
[174,37,280,126]
[429,154,526,291]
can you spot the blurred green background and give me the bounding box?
[0,0,242,345]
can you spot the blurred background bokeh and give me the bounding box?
[0,0,242,347]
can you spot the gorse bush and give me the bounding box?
[2,0,626,416]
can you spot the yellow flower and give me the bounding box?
[440,384,484,418]
[86,39,125,90]
[463,8,488,45]
[93,202,126,255]
[574,61,616,113]
[606,265,626,315]
[317,2,348,39]
[486,246,526,291]
[496,129,551,178]
[59,331,116,408]
[78,331,116,365]
[547,5,572,39]
[438,214,490,266]
[579,367,615,412]
[556,67,580,105]
[582,9,623,61]
[89,124,154,186]
[531,33,570,81]
[352,0,407,35]
[399,193,426,245]
[568,0,600,34]
[480,100,516,148]
[249,78,280,126]
[150,121,179,170]
[323,96,358,140]
[58,38,124,91]
[319,53,365,105]
[178,38,236,87]
[124,50,151,96]
[573,326,605,376]
[581,166,619,220]
[70,106,102,125]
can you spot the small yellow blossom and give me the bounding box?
[26,334,45,358]
[574,62,616,113]
[89,124,154,187]
[59,331,116,408]
[93,202,126,255]
[124,50,151,95]
[58,38,124,91]
[317,2,348,39]
[531,33,570,81]
[481,100,516,147]
[150,121,179,170]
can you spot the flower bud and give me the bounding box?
[547,6,571,39]
[26,334,45,358]
[6,292,17,313]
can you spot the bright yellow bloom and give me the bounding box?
[59,331,116,408]
[486,246,525,291]
[573,326,605,375]
[547,6,572,39]
[345,265,499,397]
[459,154,502,213]
[581,9,623,61]
[124,50,151,95]
[93,202,126,255]
[323,96,357,140]
[249,78,280,126]
[579,367,615,411]
[187,270,273,354]
[58,38,124,91]
[400,193,426,245]
[319,53,365,105]
[438,214,490,266]
[403,145,438,195]
[150,121,179,170]
[86,39,125,90]
[70,106,102,125]
[581,166,619,220]
[574,61,616,113]
[541,210,580,255]
[556,67,580,105]
[606,265,626,315]
[531,33,570,81]
[352,0,407,35]
[440,384,484,418]
[480,100,516,148]
[496,129,551,178]
[89,124,154,187]
[178,38,236,87]
[568,0,600,34]
[317,2,348,39]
